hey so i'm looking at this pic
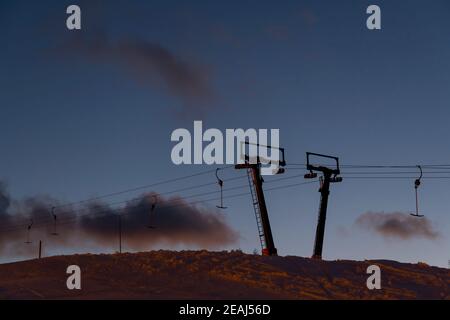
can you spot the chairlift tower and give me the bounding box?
[235,142,286,256]
[304,152,342,260]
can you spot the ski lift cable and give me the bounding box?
[6,162,450,233]
[5,169,450,234]
[13,170,306,230]
[342,176,450,179]
[48,179,320,230]
[287,163,450,169]
[10,171,448,235]
[3,178,319,234]
[2,183,252,233]
[51,165,236,210]
[43,173,248,225]
[52,173,248,217]
[286,167,450,174]
[41,162,450,212]
[5,172,450,233]
[6,173,250,232]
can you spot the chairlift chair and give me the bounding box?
[25,219,33,244]
[147,195,158,229]
[51,206,59,236]
[215,168,227,209]
[410,165,424,218]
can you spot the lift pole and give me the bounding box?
[304,152,342,260]
[251,164,277,256]
[236,163,277,256]
[313,169,332,259]
[235,142,286,256]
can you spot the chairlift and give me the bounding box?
[51,206,59,236]
[410,165,424,218]
[304,152,342,259]
[215,168,227,209]
[147,195,158,229]
[25,219,33,244]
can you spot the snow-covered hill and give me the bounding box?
[0,250,449,299]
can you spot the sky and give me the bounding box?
[1,0,450,267]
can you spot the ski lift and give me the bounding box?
[410,165,424,218]
[25,219,33,244]
[147,195,158,229]
[304,152,342,259]
[51,206,59,235]
[215,168,227,209]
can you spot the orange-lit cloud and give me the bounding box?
[355,211,440,240]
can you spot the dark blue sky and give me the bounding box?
[1,0,450,266]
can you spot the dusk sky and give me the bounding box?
[1,0,450,267]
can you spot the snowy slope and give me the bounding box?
[0,250,449,299]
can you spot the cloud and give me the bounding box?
[78,193,238,249]
[63,32,215,116]
[355,211,440,240]
[41,0,219,117]
[0,182,239,258]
